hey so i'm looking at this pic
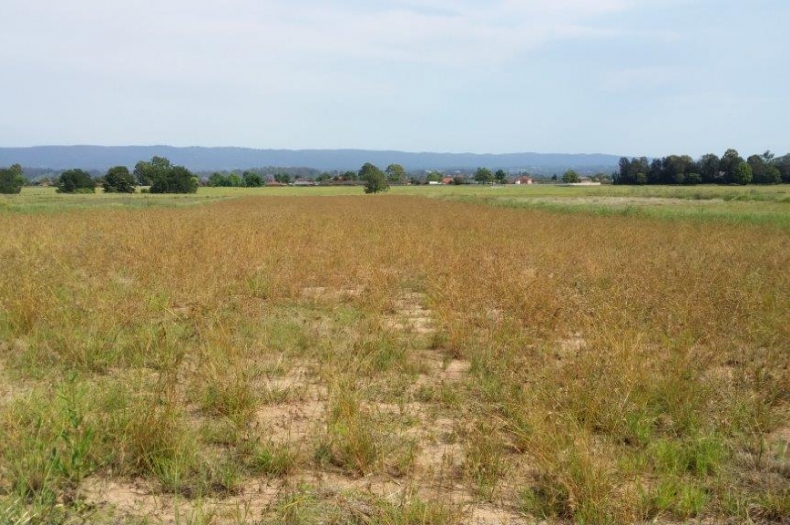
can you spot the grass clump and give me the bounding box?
[246,442,298,477]
[0,379,99,506]
[315,383,382,476]
[270,487,459,525]
[463,421,507,501]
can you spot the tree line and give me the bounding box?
[0,156,199,194]
[615,150,790,186]
[0,158,396,195]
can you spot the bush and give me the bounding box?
[134,157,198,194]
[243,171,264,187]
[103,166,136,193]
[56,169,96,193]
[0,164,25,194]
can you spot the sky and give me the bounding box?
[0,0,788,158]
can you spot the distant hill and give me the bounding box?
[0,145,621,174]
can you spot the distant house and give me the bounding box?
[441,177,454,185]
[265,181,287,187]
[514,176,534,185]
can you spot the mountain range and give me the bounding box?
[0,145,622,174]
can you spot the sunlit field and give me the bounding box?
[6,184,790,228]
[1,188,789,524]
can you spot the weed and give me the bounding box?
[247,442,297,477]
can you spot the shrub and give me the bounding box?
[0,164,25,194]
[136,156,198,193]
[56,169,96,193]
[103,166,136,193]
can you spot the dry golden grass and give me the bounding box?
[1,195,789,524]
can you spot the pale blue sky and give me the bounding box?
[1,0,788,157]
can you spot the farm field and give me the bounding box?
[1,187,790,524]
[5,184,790,228]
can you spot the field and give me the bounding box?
[1,185,789,524]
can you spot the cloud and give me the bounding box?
[0,0,649,77]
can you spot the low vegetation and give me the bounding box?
[0,164,25,194]
[0,188,789,523]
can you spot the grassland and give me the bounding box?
[1,185,789,524]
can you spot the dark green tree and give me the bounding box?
[776,155,790,183]
[615,157,649,184]
[562,170,581,183]
[243,171,264,187]
[0,164,25,194]
[474,168,494,184]
[698,153,720,183]
[208,172,227,187]
[56,169,96,193]
[359,163,388,194]
[732,161,753,185]
[615,157,633,184]
[720,149,744,184]
[495,169,507,184]
[748,154,781,184]
[139,157,197,194]
[134,156,172,186]
[103,166,136,193]
[663,155,694,184]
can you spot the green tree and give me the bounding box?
[0,164,25,194]
[243,171,264,187]
[720,149,744,184]
[56,169,96,193]
[208,172,227,187]
[777,155,790,183]
[359,163,389,194]
[227,173,243,187]
[139,157,197,194]
[748,154,781,184]
[698,153,721,183]
[385,163,406,183]
[494,169,507,184]
[274,173,291,184]
[562,170,581,183]
[474,168,494,184]
[134,156,171,186]
[103,166,136,193]
[732,161,753,185]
